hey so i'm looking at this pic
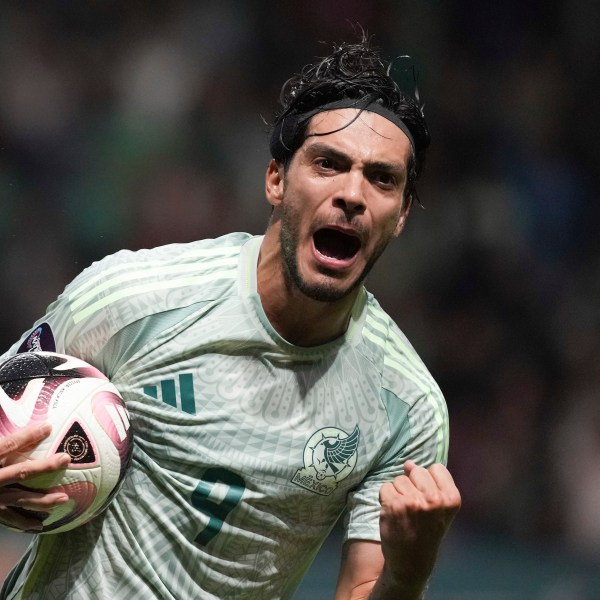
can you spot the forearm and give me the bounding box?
[338,563,428,600]
[366,564,428,600]
[338,463,460,600]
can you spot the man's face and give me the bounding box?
[269,108,412,303]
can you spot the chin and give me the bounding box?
[294,271,363,303]
[280,221,368,303]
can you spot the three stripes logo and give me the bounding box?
[144,374,196,415]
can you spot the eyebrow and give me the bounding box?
[304,141,406,176]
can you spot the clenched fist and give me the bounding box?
[378,460,461,592]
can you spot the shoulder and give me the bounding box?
[359,293,449,465]
[66,232,252,321]
[359,293,442,404]
[71,232,251,285]
[37,233,252,362]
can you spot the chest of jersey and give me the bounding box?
[111,298,390,515]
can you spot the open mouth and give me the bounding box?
[313,228,361,261]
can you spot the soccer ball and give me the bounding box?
[0,351,133,534]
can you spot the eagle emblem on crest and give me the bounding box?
[292,426,360,496]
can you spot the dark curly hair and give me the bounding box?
[270,37,430,207]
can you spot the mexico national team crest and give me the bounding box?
[292,425,360,496]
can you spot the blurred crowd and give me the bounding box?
[1,0,599,589]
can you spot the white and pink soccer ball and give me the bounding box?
[0,351,133,534]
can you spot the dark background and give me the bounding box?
[1,2,599,597]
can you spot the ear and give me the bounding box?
[265,159,284,207]
[393,198,412,237]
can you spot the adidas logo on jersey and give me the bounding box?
[143,374,196,415]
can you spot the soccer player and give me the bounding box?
[0,38,460,599]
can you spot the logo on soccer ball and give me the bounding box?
[58,421,97,465]
[291,426,360,496]
[64,434,88,460]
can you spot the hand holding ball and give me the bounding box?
[0,352,133,534]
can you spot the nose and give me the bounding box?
[332,171,366,215]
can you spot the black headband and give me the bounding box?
[270,97,415,161]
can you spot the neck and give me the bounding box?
[257,233,359,347]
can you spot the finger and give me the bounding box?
[402,462,440,496]
[428,464,462,508]
[0,423,52,458]
[390,475,417,495]
[428,463,457,490]
[403,459,417,475]
[380,479,424,508]
[0,453,71,486]
[0,487,70,510]
[379,481,398,504]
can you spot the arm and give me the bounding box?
[0,424,71,532]
[335,461,461,600]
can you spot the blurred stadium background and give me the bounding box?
[1,1,599,598]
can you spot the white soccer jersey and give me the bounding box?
[1,233,448,600]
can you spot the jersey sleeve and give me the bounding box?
[344,312,450,543]
[2,235,246,375]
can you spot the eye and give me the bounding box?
[314,157,336,171]
[371,171,396,188]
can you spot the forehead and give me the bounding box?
[303,108,412,165]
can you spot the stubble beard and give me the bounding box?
[278,201,393,303]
